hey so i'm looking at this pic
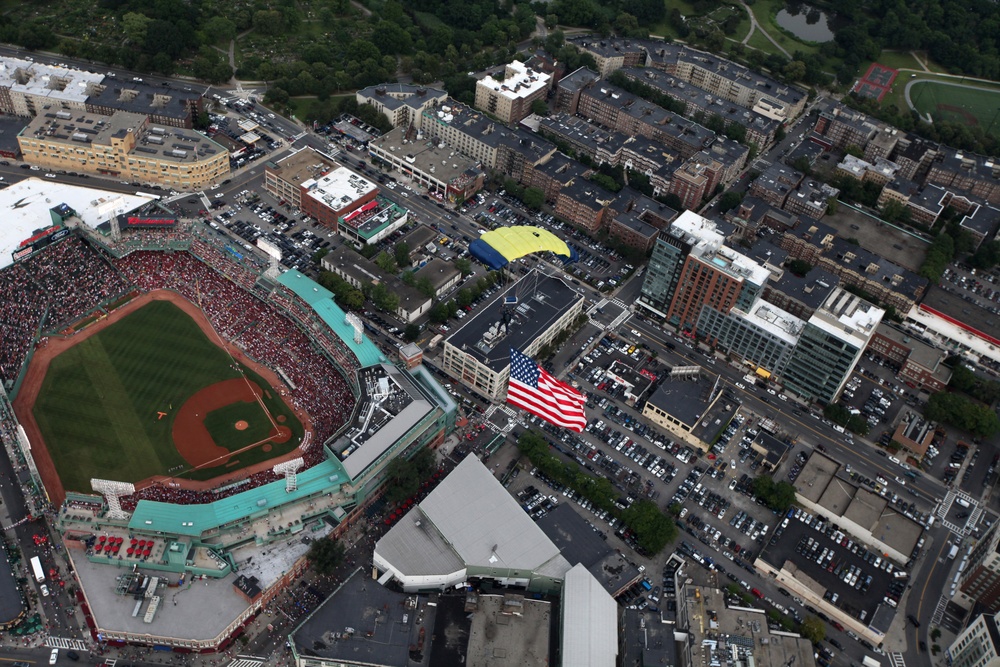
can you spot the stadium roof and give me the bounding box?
[128,458,349,537]
[0,178,154,269]
[276,269,385,368]
[376,456,570,575]
[562,564,619,667]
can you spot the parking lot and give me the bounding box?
[759,509,910,625]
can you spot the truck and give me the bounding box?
[30,556,44,583]
[863,656,881,667]
[948,544,960,560]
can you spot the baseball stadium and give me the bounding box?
[0,178,457,651]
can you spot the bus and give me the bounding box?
[135,191,162,200]
[30,556,44,583]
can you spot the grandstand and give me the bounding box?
[0,210,457,650]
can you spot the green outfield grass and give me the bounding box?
[33,300,303,491]
[909,80,1000,136]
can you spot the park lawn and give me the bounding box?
[650,0,698,39]
[33,300,244,491]
[747,29,777,55]
[867,50,925,73]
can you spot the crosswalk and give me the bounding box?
[45,636,88,650]
[938,490,979,536]
[228,659,266,667]
[931,594,949,626]
[610,298,628,309]
[890,651,906,667]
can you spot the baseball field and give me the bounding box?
[31,299,304,492]
[908,79,1000,136]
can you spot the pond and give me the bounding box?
[774,2,843,43]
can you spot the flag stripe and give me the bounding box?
[506,348,586,432]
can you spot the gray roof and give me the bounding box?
[356,83,447,111]
[420,456,565,571]
[962,203,1000,237]
[826,237,928,299]
[920,285,1000,342]
[772,266,839,310]
[557,65,600,94]
[0,114,27,155]
[445,271,584,373]
[562,564,619,667]
[414,257,460,290]
[85,80,200,122]
[292,567,436,667]
[334,364,436,479]
[645,371,719,426]
[374,505,466,576]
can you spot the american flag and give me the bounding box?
[507,348,587,432]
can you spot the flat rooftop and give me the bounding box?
[371,126,481,186]
[467,593,551,667]
[445,270,584,373]
[268,147,338,186]
[0,178,154,269]
[645,369,720,427]
[292,567,436,667]
[920,284,1000,346]
[303,165,377,211]
[0,57,103,104]
[741,301,805,346]
[69,543,249,642]
[478,60,550,101]
[809,287,884,350]
[330,364,436,479]
[683,568,817,667]
[23,107,223,165]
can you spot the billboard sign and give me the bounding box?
[256,237,282,260]
[125,217,177,228]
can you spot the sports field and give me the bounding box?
[32,300,303,491]
[909,80,1000,135]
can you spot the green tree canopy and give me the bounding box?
[800,616,826,644]
[307,536,345,576]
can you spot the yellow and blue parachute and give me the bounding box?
[469,226,578,270]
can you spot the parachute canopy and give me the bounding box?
[469,226,578,271]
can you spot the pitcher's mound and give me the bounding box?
[235,420,249,431]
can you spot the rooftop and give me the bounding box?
[919,284,1000,347]
[413,256,461,291]
[303,165,377,211]
[444,270,584,373]
[875,322,947,371]
[466,593,552,667]
[267,147,338,186]
[356,83,447,112]
[620,67,779,136]
[671,211,772,287]
[422,99,556,162]
[375,456,570,577]
[771,266,839,310]
[321,245,431,317]
[477,60,551,101]
[681,567,817,667]
[809,287,885,350]
[0,178,154,269]
[562,564,619,667]
[329,364,437,479]
[372,125,483,187]
[0,57,103,104]
[645,368,721,427]
[292,567,436,667]
[961,202,1000,237]
[825,236,928,299]
[535,503,642,596]
[556,66,600,95]
[22,107,222,165]
[740,300,805,346]
[85,80,200,122]
[70,544,249,643]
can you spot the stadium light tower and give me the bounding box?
[91,478,136,520]
[273,457,305,493]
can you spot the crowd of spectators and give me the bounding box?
[113,250,358,508]
[0,236,129,386]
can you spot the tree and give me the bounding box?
[880,198,911,224]
[522,186,545,210]
[370,282,400,313]
[404,323,421,342]
[253,10,286,36]
[415,276,436,298]
[455,258,473,277]
[718,191,743,213]
[383,448,436,503]
[429,301,451,323]
[925,392,1000,437]
[783,60,807,82]
[621,499,677,554]
[751,475,797,512]
[307,536,345,575]
[800,616,826,644]
[122,12,153,45]
[394,241,411,268]
[374,251,398,274]
[787,259,813,277]
[530,98,550,117]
